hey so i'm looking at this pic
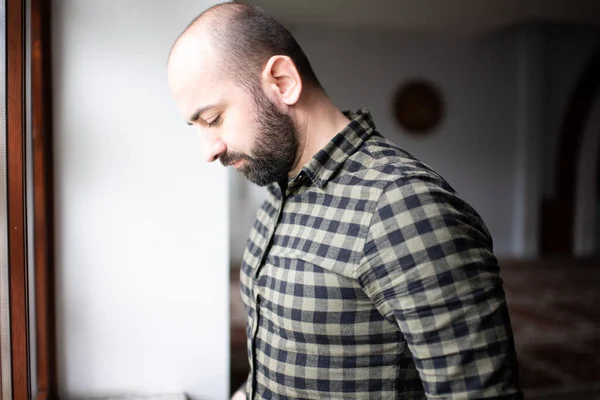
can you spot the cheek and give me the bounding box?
[224,108,259,152]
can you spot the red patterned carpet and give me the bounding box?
[503,258,600,399]
[230,258,600,398]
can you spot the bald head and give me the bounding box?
[169,2,242,58]
[169,2,321,93]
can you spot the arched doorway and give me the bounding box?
[596,163,600,254]
[541,48,600,256]
[573,93,600,256]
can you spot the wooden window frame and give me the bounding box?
[4,0,56,398]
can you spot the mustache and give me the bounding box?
[220,152,250,167]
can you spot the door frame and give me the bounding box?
[541,48,600,256]
[573,92,600,256]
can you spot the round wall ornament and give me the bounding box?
[392,79,444,135]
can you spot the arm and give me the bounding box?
[356,172,523,399]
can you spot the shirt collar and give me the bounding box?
[295,109,376,189]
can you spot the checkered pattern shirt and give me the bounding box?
[240,110,522,399]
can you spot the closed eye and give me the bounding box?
[208,114,222,128]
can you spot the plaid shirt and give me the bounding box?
[240,110,522,399]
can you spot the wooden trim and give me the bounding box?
[7,0,31,398]
[31,0,57,398]
[540,48,600,255]
[4,0,58,397]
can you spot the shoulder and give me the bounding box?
[346,134,491,243]
[338,132,454,195]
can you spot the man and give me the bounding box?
[168,3,523,399]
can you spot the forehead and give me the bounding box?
[168,33,229,110]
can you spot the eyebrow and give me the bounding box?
[187,104,215,126]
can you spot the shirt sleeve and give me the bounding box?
[356,171,523,399]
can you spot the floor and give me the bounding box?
[503,258,600,399]
[230,257,600,398]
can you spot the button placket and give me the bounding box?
[248,186,285,399]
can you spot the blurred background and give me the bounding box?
[227,1,600,399]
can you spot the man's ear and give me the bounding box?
[261,55,302,106]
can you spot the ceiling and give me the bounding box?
[243,0,600,35]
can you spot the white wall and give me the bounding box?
[0,7,11,397]
[52,1,229,399]
[230,26,521,263]
[513,26,544,259]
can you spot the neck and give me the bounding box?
[289,89,351,178]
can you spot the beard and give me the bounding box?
[220,88,299,187]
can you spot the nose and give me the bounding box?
[198,129,227,162]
